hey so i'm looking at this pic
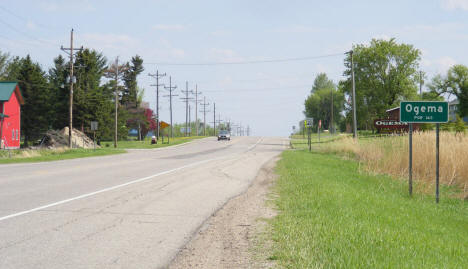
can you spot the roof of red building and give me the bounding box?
[0,82,24,104]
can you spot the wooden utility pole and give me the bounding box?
[61,29,82,148]
[114,57,119,148]
[331,87,334,134]
[180,81,193,137]
[350,50,358,139]
[213,103,216,136]
[199,96,210,136]
[148,70,166,141]
[164,76,178,138]
[193,84,202,136]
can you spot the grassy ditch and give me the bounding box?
[271,150,467,268]
[302,132,468,199]
[0,148,126,164]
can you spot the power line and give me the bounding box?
[202,85,311,93]
[144,52,345,66]
[0,6,57,30]
[0,17,58,47]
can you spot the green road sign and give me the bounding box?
[400,101,448,123]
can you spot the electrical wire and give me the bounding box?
[144,52,345,66]
[0,17,59,47]
[0,5,59,31]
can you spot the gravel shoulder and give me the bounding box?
[169,156,279,269]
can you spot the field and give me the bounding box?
[271,150,468,268]
[291,131,468,199]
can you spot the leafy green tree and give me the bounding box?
[341,38,421,130]
[304,73,344,131]
[429,64,468,117]
[7,56,52,146]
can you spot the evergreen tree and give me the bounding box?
[7,56,51,146]
[122,55,144,107]
[48,55,69,129]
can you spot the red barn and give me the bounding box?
[0,82,24,149]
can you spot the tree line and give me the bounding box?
[0,49,156,146]
[304,38,468,132]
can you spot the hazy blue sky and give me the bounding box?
[1,0,467,136]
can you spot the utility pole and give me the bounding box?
[114,57,119,148]
[331,87,334,134]
[193,84,202,136]
[180,81,193,137]
[61,29,83,148]
[199,96,210,136]
[419,71,424,98]
[213,103,216,136]
[188,104,191,136]
[148,70,166,141]
[163,76,178,138]
[350,50,358,139]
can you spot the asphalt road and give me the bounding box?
[0,136,286,269]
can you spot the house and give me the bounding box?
[0,82,24,149]
[448,99,468,122]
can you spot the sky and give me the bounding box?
[0,0,467,136]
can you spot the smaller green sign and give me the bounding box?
[400,101,448,123]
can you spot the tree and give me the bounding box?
[341,38,421,130]
[122,55,144,107]
[304,73,345,131]
[0,50,10,80]
[48,55,69,130]
[429,64,468,117]
[6,56,52,146]
[73,49,108,132]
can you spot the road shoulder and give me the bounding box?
[169,156,279,269]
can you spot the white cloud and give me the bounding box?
[273,24,326,33]
[436,56,457,72]
[80,33,139,52]
[152,24,187,31]
[39,0,95,12]
[207,48,245,62]
[372,34,391,41]
[441,0,468,10]
[26,21,37,30]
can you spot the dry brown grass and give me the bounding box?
[317,132,468,199]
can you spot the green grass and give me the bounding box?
[0,148,126,164]
[101,136,206,149]
[271,150,467,268]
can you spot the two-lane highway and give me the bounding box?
[0,136,286,268]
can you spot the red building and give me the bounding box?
[0,82,24,149]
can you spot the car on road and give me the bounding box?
[217,130,231,141]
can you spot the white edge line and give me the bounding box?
[0,156,224,222]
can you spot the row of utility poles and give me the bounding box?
[148,71,227,140]
[61,29,246,148]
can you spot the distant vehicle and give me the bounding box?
[217,130,231,141]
